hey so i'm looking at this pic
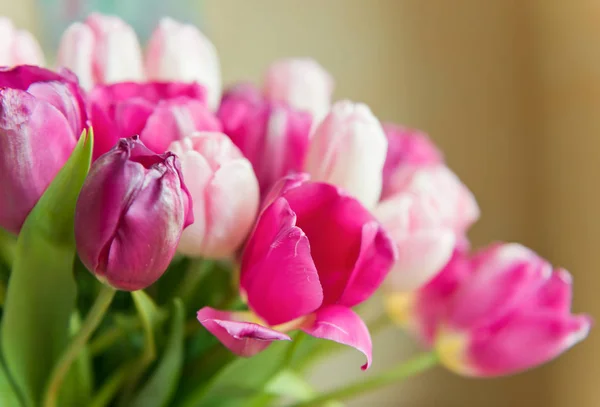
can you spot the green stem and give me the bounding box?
[178,259,214,305]
[88,363,132,407]
[43,285,116,407]
[290,352,439,407]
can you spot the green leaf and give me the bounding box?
[0,131,92,406]
[0,353,23,407]
[129,299,185,407]
[180,339,295,407]
[60,313,93,407]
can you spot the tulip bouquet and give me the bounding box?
[0,13,592,407]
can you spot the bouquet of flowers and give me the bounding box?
[0,13,591,407]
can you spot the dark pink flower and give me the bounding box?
[387,243,592,377]
[88,81,221,160]
[0,65,86,234]
[198,174,397,369]
[218,83,312,194]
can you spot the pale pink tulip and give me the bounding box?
[304,100,387,209]
[263,58,333,123]
[0,17,45,67]
[376,165,479,291]
[146,17,221,111]
[57,13,144,90]
[168,132,259,258]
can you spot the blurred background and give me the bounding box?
[2,0,598,405]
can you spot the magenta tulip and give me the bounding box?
[198,174,397,369]
[74,136,193,291]
[381,123,444,200]
[387,243,592,377]
[0,65,86,234]
[88,81,221,160]
[218,83,313,194]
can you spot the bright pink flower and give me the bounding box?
[146,18,221,111]
[389,243,592,377]
[263,58,333,123]
[218,83,313,194]
[0,65,86,234]
[57,13,144,90]
[381,123,444,200]
[0,17,45,67]
[88,81,221,160]
[375,164,479,291]
[304,100,388,209]
[75,136,193,291]
[198,174,397,369]
[168,132,259,258]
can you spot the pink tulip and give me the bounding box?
[375,165,479,292]
[168,132,259,258]
[390,243,592,377]
[263,58,333,123]
[88,81,221,160]
[146,18,221,111]
[0,17,45,67]
[304,100,388,209]
[57,13,144,90]
[381,123,444,200]
[218,83,313,194]
[0,65,86,234]
[198,174,397,369]
[75,136,193,291]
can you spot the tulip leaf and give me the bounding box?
[0,352,24,407]
[0,130,92,406]
[129,299,184,407]
[180,337,296,407]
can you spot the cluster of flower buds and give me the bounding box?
[0,13,590,376]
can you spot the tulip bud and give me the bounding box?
[168,132,259,258]
[218,83,312,194]
[0,66,86,234]
[375,165,479,292]
[263,58,333,123]
[146,18,221,111]
[381,123,444,200]
[304,100,387,209]
[57,13,144,90]
[89,82,220,160]
[391,243,592,377]
[0,17,45,67]
[74,137,193,291]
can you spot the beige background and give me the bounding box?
[2,0,598,405]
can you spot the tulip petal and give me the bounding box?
[197,307,290,357]
[466,312,592,377]
[534,269,573,314]
[0,88,77,233]
[241,198,323,326]
[141,98,221,153]
[301,305,372,370]
[449,243,552,329]
[285,182,389,306]
[26,81,84,136]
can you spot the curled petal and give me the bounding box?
[301,305,372,370]
[197,307,290,357]
[242,198,323,326]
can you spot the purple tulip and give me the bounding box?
[74,136,193,291]
[198,174,397,369]
[88,81,221,160]
[0,65,86,234]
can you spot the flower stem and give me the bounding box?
[290,352,439,407]
[43,284,116,407]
